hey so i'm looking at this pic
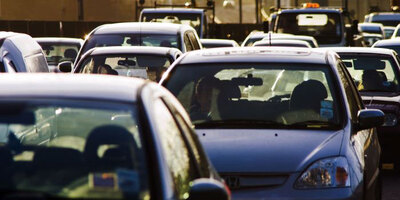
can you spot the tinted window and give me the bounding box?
[164,63,343,130]
[340,54,400,93]
[276,13,343,45]
[0,100,149,199]
[153,99,197,198]
[82,34,179,56]
[79,54,171,82]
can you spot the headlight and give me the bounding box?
[295,157,350,189]
[382,113,397,127]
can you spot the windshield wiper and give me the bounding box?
[287,120,340,129]
[194,119,285,128]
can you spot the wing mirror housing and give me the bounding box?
[357,109,385,131]
[188,178,230,200]
[58,61,73,73]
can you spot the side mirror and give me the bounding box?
[188,178,230,200]
[58,61,73,73]
[357,109,385,130]
[263,21,269,33]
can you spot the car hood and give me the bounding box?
[196,129,344,173]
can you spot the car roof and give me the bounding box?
[279,8,342,14]
[200,39,237,45]
[87,46,182,56]
[253,39,311,47]
[141,8,204,13]
[373,39,400,46]
[34,37,84,44]
[0,74,145,102]
[178,47,334,65]
[323,47,395,55]
[93,22,192,35]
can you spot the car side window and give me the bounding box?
[184,34,194,52]
[152,98,197,198]
[80,59,94,73]
[337,62,360,120]
[188,32,201,50]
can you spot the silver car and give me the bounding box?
[161,47,383,200]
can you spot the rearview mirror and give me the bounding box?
[58,61,73,73]
[357,109,384,130]
[188,178,230,200]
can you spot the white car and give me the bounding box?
[70,46,182,82]
[35,37,83,72]
[200,39,239,48]
[0,32,49,72]
[76,22,201,64]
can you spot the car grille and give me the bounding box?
[220,173,289,190]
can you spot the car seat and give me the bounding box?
[83,125,136,171]
[290,79,328,114]
[64,49,78,60]
[362,70,384,91]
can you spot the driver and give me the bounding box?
[190,76,220,121]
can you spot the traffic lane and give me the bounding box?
[382,170,400,200]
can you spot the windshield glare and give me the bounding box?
[0,100,148,199]
[340,54,400,93]
[82,34,179,56]
[38,42,80,65]
[78,54,171,82]
[165,64,342,129]
[276,13,343,45]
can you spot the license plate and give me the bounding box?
[382,163,394,170]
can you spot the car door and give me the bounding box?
[150,96,200,199]
[337,62,380,193]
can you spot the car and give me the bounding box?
[328,47,400,171]
[200,39,239,48]
[241,31,292,47]
[140,8,209,38]
[372,38,400,54]
[35,37,83,72]
[273,6,351,46]
[358,23,385,38]
[0,73,230,200]
[390,24,400,38]
[67,46,182,82]
[0,32,49,72]
[160,47,383,200]
[76,22,201,64]
[361,33,383,47]
[253,39,311,48]
[364,12,400,27]
[383,26,396,38]
[261,34,319,48]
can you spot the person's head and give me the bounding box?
[195,76,219,112]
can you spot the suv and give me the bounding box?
[140,8,208,38]
[160,47,383,200]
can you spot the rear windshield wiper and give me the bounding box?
[194,119,285,128]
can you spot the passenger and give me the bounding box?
[361,70,384,91]
[190,76,220,121]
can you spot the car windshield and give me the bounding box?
[141,13,202,35]
[82,34,179,56]
[0,100,149,199]
[340,54,400,93]
[78,54,172,82]
[276,13,343,45]
[164,63,343,130]
[38,42,81,65]
[359,25,382,34]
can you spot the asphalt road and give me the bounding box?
[382,170,400,200]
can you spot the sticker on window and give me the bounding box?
[89,172,118,189]
[320,100,334,119]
